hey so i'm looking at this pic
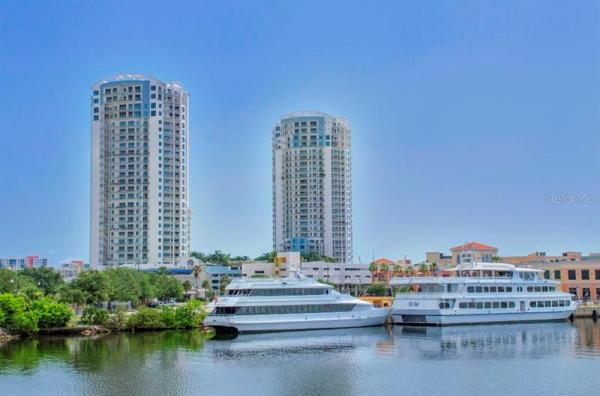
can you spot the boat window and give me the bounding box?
[535,286,541,292]
[467,286,474,293]
[490,286,497,293]
[468,302,475,309]
[484,302,492,309]
[498,286,505,292]
[475,286,483,293]
[459,302,467,309]
[476,302,484,309]
[508,301,515,308]
[527,286,534,292]
[492,302,500,308]
[530,301,536,307]
[544,301,551,307]
[500,302,508,308]
[506,287,513,292]
[483,287,489,293]
[550,286,555,292]
[552,301,558,307]
[542,286,548,292]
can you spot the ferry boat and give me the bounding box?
[390,262,579,326]
[204,272,390,334]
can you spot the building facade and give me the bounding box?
[0,256,48,270]
[300,261,371,289]
[272,111,352,263]
[504,252,600,301]
[241,261,275,278]
[91,74,190,268]
[204,265,242,291]
[424,242,498,269]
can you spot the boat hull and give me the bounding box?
[391,309,574,326]
[206,310,390,334]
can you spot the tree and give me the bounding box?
[152,273,184,301]
[219,275,231,294]
[301,251,336,263]
[205,250,231,265]
[231,256,250,262]
[70,271,110,305]
[419,263,428,275]
[255,251,276,262]
[366,283,387,296]
[368,262,377,272]
[430,262,438,273]
[0,269,37,294]
[182,280,192,292]
[20,267,64,295]
[190,251,207,262]
[192,265,202,290]
[104,268,144,304]
[491,256,502,263]
[393,264,402,276]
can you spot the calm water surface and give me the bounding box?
[2,320,600,396]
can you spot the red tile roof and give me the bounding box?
[373,258,395,265]
[450,242,498,251]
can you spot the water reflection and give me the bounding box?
[0,321,599,396]
[388,322,582,360]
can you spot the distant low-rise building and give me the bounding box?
[300,261,371,291]
[424,242,498,270]
[57,259,90,281]
[370,258,412,284]
[0,256,48,270]
[506,251,600,301]
[204,264,242,291]
[241,261,275,278]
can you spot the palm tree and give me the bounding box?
[419,263,428,275]
[192,265,202,291]
[430,262,438,274]
[393,264,402,277]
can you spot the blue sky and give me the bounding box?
[0,0,599,264]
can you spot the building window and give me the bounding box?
[544,270,550,279]
[568,270,576,280]
[568,287,577,296]
[554,270,561,280]
[581,270,590,280]
[582,288,591,300]
[595,270,600,280]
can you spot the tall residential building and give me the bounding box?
[272,111,353,263]
[91,74,190,268]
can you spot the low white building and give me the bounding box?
[241,261,275,278]
[299,261,372,288]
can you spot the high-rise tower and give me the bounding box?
[272,111,352,263]
[90,74,190,267]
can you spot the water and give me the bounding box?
[2,320,600,396]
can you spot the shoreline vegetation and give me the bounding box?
[0,267,215,342]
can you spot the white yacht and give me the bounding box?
[390,262,579,326]
[204,272,390,334]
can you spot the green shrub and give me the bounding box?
[159,306,176,328]
[174,300,204,329]
[366,283,388,296]
[80,306,108,326]
[32,297,72,328]
[127,307,164,330]
[11,310,39,334]
[106,306,127,331]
